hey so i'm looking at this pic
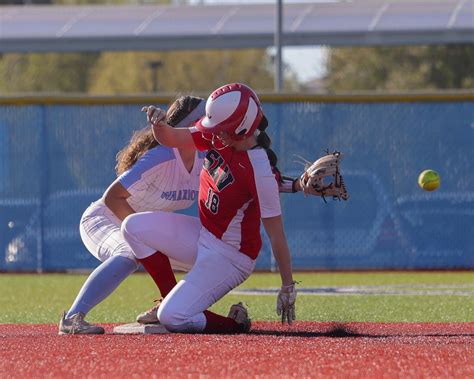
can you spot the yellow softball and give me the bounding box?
[418,169,440,191]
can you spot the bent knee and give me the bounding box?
[114,253,139,270]
[120,215,145,256]
[157,304,181,328]
[120,214,138,241]
[158,303,206,333]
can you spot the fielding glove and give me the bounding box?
[298,150,349,202]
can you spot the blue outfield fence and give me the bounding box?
[0,94,473,272]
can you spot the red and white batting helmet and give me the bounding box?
[196,83,264,140]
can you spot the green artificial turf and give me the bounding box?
[0,272,472,324]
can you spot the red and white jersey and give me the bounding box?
[190,127,281,259]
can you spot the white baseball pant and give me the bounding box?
[122,211,255,332]
[80,200,191,271]
[80,200,139,267]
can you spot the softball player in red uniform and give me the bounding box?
[122,83,297,333]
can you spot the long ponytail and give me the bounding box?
[115,128,158,176]
[254,116,283,184]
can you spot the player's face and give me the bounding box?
[216,131,234,147]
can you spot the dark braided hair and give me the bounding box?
[255,115,283,184]
[166,95,204,127]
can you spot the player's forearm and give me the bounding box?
[262,215,294,285]
[271,241,294,286]
[152,123,194,149]
[104,196,135,221]
[103,181,135,221]
[152,123,177,146]
[278,176,301,193]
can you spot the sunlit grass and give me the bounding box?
[0,272,472,323]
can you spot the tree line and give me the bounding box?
[1,44,472,94]
[0,0,473,93]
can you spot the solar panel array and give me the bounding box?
[1,0,473,52]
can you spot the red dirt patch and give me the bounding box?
[1,322,472,378]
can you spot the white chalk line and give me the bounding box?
[231,284,474,296]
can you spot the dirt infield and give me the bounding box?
[1,322,473,378]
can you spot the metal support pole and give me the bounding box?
[37,105,48,273]
[274,0,283,92]
[148,60,163,93]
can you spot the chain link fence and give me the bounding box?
[1,94,473,271]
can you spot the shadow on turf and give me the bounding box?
[250,324,474,338]
[250,325,372,338]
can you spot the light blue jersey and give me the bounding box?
[118,145,205,213]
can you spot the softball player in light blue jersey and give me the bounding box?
[59,96,206,335]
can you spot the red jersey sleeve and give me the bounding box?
[189,126,212,151]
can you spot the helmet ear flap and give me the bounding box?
[233,95,262,139]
